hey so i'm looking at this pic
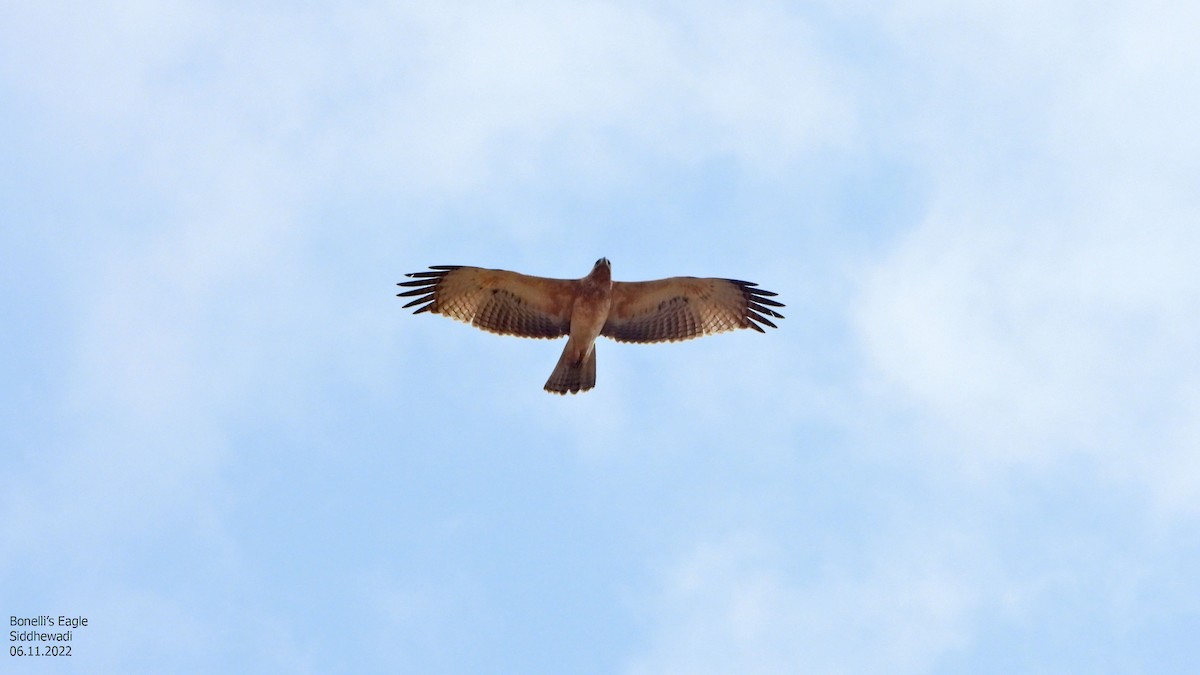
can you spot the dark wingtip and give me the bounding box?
[400,266,456,307]
[730,278,784,329]
[747,310,778,329]
[749,303,785,319]
[402,294,436,309]
[729,278,781,297]
[403,265,460,280]
[397,286,436,297]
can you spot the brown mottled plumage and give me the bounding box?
[397,258,783,394]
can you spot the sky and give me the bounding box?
[2,1,1199,673]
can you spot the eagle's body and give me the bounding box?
[397,258,783,394]
[546,260,612,393]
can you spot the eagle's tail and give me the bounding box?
[544,340,597,395]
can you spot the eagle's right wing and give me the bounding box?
[398,266,577,339]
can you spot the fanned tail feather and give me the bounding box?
[544,342,597,395]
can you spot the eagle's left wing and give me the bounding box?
[602,277,784,344]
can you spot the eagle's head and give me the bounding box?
[589,257,612,284]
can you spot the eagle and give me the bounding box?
[397,258,784,394]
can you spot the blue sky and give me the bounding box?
[3,1,1199,673]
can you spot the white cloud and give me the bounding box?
[626,531,988,675]
[850,0,1200,511]
[334,0,856,193]
[857,200,1199,454]
[1139,383,1200,518]
[4,2,855,195]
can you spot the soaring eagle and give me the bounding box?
[398,258,783,394]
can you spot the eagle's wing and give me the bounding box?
[602,277,784,343]
[397,266,577,339]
